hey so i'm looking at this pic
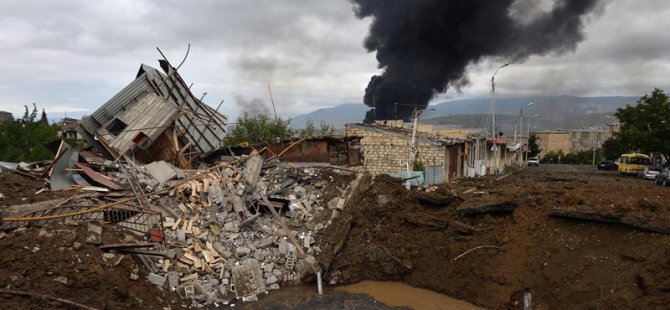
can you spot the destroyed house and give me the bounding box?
[78,61,227,166]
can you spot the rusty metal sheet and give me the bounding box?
[75,162,125,190]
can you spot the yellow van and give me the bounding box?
[618,153,651,175]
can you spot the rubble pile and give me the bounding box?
[99,155,357,306]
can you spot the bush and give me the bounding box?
[413,160,425,171]
[224,113,293,146]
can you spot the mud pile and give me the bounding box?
[0,223,176,309]
[316,167,670,309]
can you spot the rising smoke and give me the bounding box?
[350,0,603,122]
[233,94,271,117]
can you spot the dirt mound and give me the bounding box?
[316,166,670,309]
[0,223,178,309]
[0,172,72,206]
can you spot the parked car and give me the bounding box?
[655,167,670,186]
[597,160,618,171]
[528,157,539,167]
[638,167,661,180]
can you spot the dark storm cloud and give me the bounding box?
[0,0,669,120]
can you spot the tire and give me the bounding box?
[656,178,661,185]
[664,178,669,187]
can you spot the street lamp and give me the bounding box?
[490,62,510,173]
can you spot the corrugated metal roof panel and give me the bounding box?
[78,62,228,160]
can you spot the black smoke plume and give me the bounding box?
[351,0,602,122]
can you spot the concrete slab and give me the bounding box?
[86,221,103,245]
[144,161,179,186]
[232,258,266,299]
[148,272,167,287]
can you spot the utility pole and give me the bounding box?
[518,108,523,167]
[267,84,278,120]
[491,63,509,173]
[394,103,398,121]
[373,95,377,121]
[592,130,600,165]
[406,108,419,189]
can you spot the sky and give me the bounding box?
[0,0,669,121]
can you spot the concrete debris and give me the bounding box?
[126,158,359,306]
[144,161,179,186]
[54,276,68,285]
[86,221,103,245]
[148,272,167,287]
[1,145,359,307]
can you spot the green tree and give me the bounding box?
[299,119,317,138]
[40,108,48,125]
[528,133,541,157]
[615,88,670,160]
[602,137,627,161]
[0,104,60,162]
[224,113,293,146]
[319,121,335,136]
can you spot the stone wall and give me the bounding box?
[346,126,447,176]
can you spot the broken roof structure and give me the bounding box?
[78,60,227,167]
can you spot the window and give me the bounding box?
[106,118,127,136]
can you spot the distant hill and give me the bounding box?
[288,103,368,129]
[422,113,617,135]
[420,95,638,119]
[288,95,640,130]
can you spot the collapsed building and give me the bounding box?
[77,60,228,169]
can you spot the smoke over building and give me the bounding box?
[350,0,603,122]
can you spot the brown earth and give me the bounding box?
[0,172,73,206]
[0,223,178,309]
[3,165,670,309]
[316,164,670,309]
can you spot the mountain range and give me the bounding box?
[289,95,640,132]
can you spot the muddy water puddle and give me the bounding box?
[236,281,482,309]
[339,281,483,310]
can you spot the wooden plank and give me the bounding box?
[177,203,188,214]
[193,240,203,252]
[162,260,171,272]
[180,273,198,282]
[179,256,194,265]
[185,218,194,234]
[183,252,199,262]
[206,242,220,257]
[202,249,214,263]
[261,194,305,258]
[190,181,198,197]
[176,262,190,270]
